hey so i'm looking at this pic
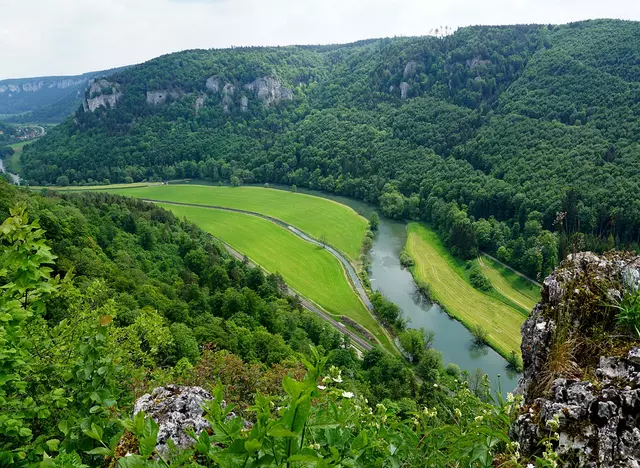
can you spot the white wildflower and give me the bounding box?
[342,391,354,399]
[317,385,326,390]
[507,392,515,403]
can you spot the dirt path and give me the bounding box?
[477,256,533,311]
[480,251,542,287]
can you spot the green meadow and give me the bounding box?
[157,203,392,351]
[94,185,368,262]
[406,223,530,360]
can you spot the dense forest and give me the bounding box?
[21,19,640,278]
[0,180,518,466]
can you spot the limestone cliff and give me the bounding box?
[244,76,293,107]
[146,89,184,106]
[513,252,640,467]
[82,79,122,112]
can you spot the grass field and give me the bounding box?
[157,203,392,350]
[85,185,368,262]
[406,222,527,359]
[6,141,27,173]
[478,255,540,312]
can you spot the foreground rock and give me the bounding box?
[132,385,212,455]
[513,251,640,467]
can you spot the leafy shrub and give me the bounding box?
[468,264,493,291]
[471,324,489,346]
[613,287,640,338]
[400,250,415,267]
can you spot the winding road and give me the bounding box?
[141,198,378,351]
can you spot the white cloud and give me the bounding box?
[0,0,638,79]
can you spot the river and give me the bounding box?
[288,186,521,394]
[0,157,20,184]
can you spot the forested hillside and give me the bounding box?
[0,67,127,123]
[0,181,511,465]
[21,19,640,279]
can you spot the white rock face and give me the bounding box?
[221,83,235,113]
[194,94,206,114]
[403,60,417,79]
[399,82,410,99]
[205,76,220,92]
[146,89,183,106]
[240,95,248,112]
[466,56,491,69]
[133,385,212,456]
[244,77,293,107]
[48,78,86,89]
[83,79,122,112]
[22,81,44,92]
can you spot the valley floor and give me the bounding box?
[406,222,538,360]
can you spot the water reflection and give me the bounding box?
[267,185,521,394]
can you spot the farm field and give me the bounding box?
[6,141,27,173]
[406,222,527,360]
[91,184,367,262]
[478,255,540,312]
[156,203,392,351]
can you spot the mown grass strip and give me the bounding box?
[96,185,367,262]
[158,203,393,352]
[478,255,540,312]
[406,222,525,359]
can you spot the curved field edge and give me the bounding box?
[74,184,368,262]
[156,203,395,353]
[478,255,540,312]
[405,222,525,360]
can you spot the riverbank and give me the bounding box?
[406,222,527,363]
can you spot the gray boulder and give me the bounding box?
[133,385,212,455]
[513,252,640,467]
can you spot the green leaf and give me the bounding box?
[45,438,60,452]
[58,420,69,436]
[18,427,32,437]
[244,438,262,453]
[85,423,103,441]
[351,430,368,452]
[268,425,297,438]
[86,446,113,456]
[282,375,300,398]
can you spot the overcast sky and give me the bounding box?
[1,0,638,80]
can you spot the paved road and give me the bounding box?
[221,241,373,352]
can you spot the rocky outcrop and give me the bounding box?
[403,60,417,79]
[513,252,640,467]
[466,56,491,70]
[22,81,44,92]
[194,94,206,115]
[49,78,86,89]
[132,385,212,456]
[240,95,248,112]
[399,82,410,99]
[205,76,220,92]
[222,83,235,113]
[146,89,184,106]
[244,77,293,107]
[83,79,122,112]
